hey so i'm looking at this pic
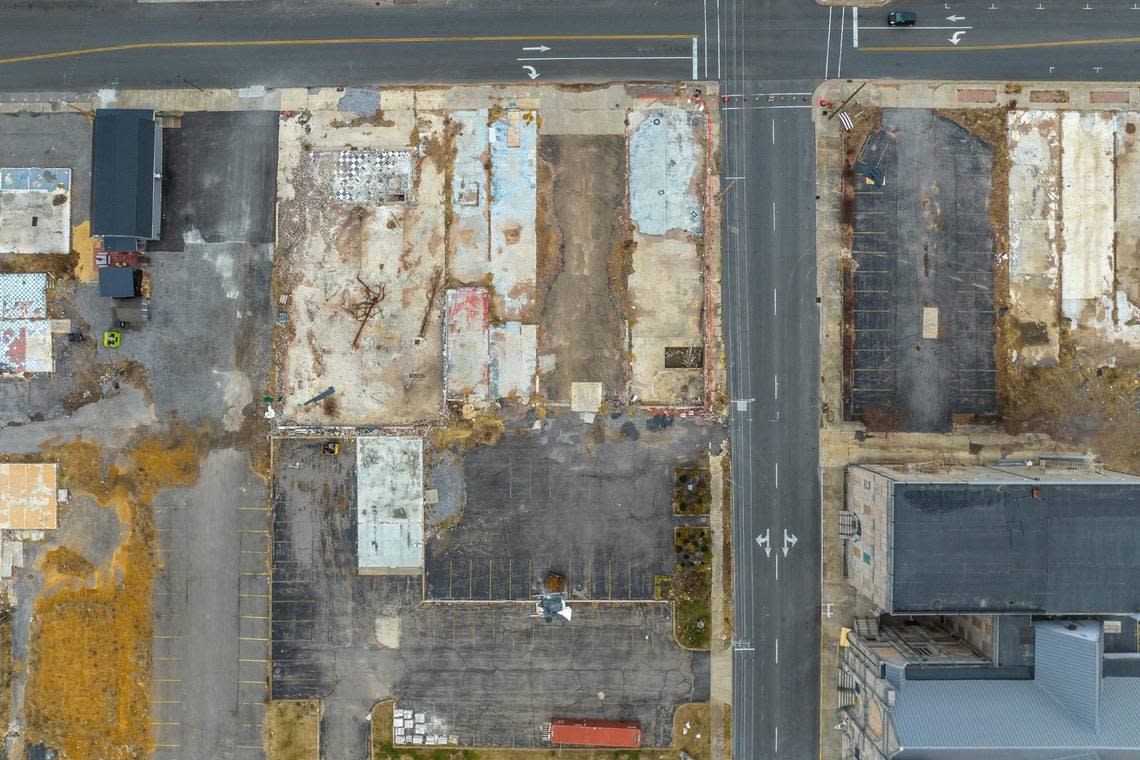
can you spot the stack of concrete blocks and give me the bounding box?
[392,707,414,745]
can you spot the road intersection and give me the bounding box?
[3,1,1140,758]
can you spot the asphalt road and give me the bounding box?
[722,81,821,760]
[5,2,1140,760]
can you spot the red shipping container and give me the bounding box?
[548,717,642,748]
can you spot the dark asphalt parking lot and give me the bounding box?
[394,602,709,747]
[848,109,997,431]
[271,415,718,753]
[425,413,722,601]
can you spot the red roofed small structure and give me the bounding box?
[548,717,641,748]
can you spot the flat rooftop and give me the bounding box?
[891,480,1140,614]
[356,436,423,575]
[0,462,57,530]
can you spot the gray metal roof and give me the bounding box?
[889,622,1140,756]
[890,482,1140,614]
[91,109,158,239]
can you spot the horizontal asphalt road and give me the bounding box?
[3,0,1140,90]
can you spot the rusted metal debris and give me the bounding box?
[343,276,386,349]
[418,266,443,341]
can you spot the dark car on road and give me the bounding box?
[887,11,917,26]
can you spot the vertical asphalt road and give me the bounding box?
[719,2,822,759]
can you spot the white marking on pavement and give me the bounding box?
[773,288,777,315]
[774,374,778,400]
[782,528,798,557]
[522,65,540,79]
[853,6,859,48]
[755,528,771,557]
[521,45,550,52]
[838,7,845,78]
[775,553,779,580]
[517,55,691,61]
[771,200,776,230]
[775,637,779,663]
[716,0,721,78]
[860,25,973,29]
[775,725,779,753]
[774,461,779,489]
[824,7,833,77]
[703,0,708,78]
[771,119,775,144]
[948,30,966,44]
[692,37,698,79]
[946,14,966,21]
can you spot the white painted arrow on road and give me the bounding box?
[522,45,551,52]
[755,529,772,558]
[946,14,966,21]
[782,529,798,557]
[948,30,967,44]
[522,65,540,79]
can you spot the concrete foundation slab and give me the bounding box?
[628,236,704,406]
[1059,112,1115,324]
[0,319,52,374]
[0,273,47,319]
[489,110,536,321]
[629,109,702,237]
[489,322,536,400]
[444,287,490,401]
[0,168,71,254]
[448,111,490,286]
[570,381,603,413]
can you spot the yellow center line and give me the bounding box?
[0,33,698,66]
[862,35,1140,52]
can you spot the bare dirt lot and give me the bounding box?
[537,135,629,404]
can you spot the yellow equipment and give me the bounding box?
[102,330,121,348]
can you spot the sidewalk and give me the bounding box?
[708,445,733,760]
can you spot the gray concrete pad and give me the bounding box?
[0,114,90,226]
[848,109,997,432]
[426,412,722,600]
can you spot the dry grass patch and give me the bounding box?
[265,700,321,760]
[673,703,711,760]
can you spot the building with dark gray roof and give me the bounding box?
[838,619,1140,760]
[844,463,1140,615]
[90,109,162,250]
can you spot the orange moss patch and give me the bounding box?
[41,547,96,585]
[24,423,206,760]
[129,421,204,502]
[24,487,155,760]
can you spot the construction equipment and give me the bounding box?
[322,440,341,456]
[102,330,121,348]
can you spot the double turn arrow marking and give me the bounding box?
[754,528,798,558]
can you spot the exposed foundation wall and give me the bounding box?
[1007,110,1061,365]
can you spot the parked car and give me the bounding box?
[887,11,917,26]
